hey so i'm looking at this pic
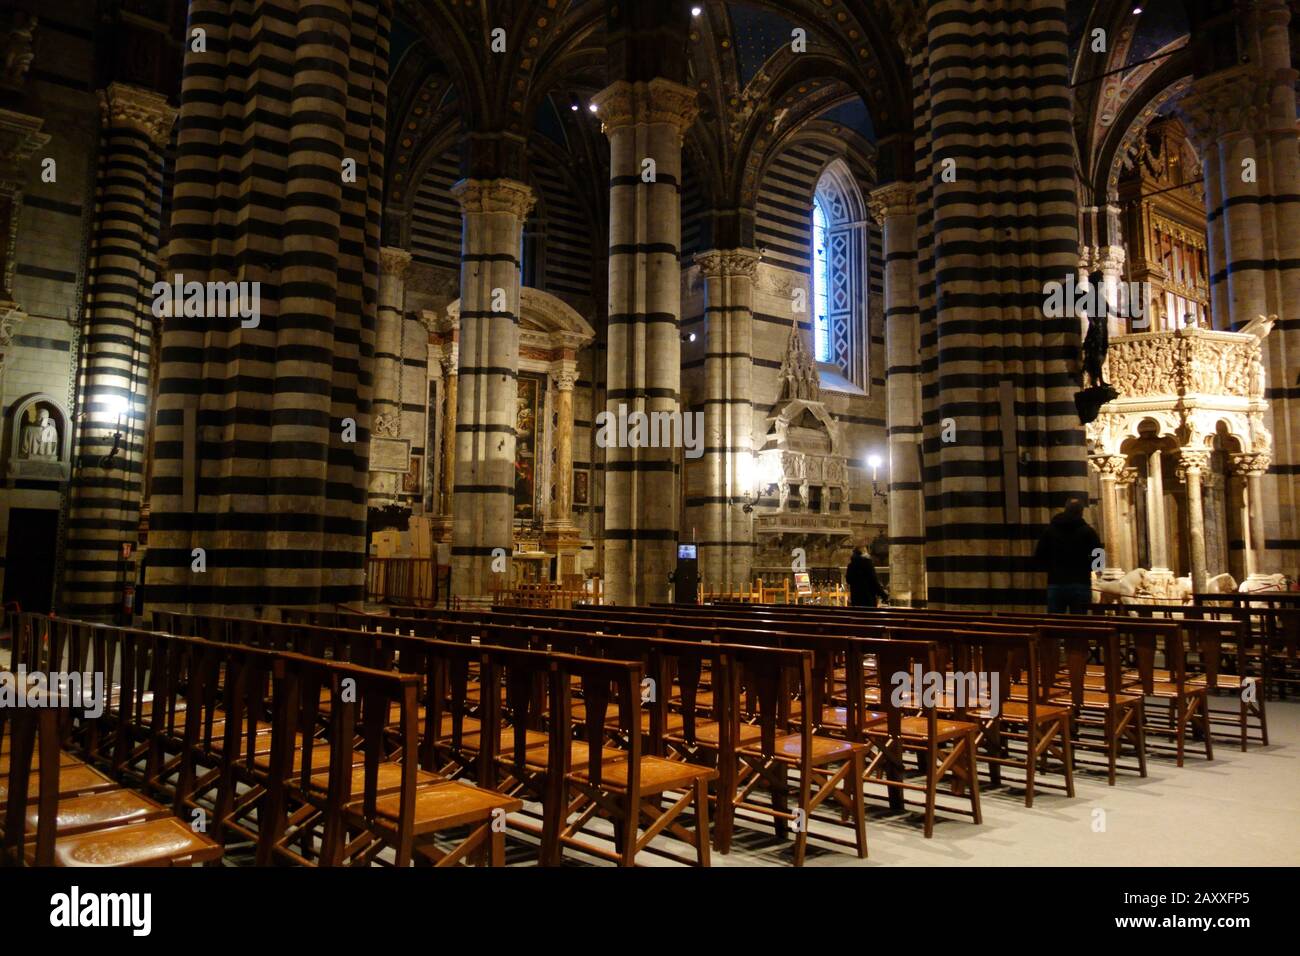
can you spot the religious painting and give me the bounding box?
[402,455,422,495]
[572,468,589,506]
[515,375,541,520]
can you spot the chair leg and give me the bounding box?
[1135,700,1148,778]
[692,777,711,867]
[1105,710,1117,786]
[1061,715,1076,798]
[1175,698,1187,767]
[850,751,867,859]
[966,733,982,825]
[489,827,505,866]
[618,790,638,867]
[1200,698,1214,761]
[923,744,938,838]
[1024,721,1037,809]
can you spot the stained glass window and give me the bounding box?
[813,197,830,362]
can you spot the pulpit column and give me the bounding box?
[1090,455,1127,578]
[1231,452,1273,580]
[1146,449,1171,575]
[1177,450,1212,593]
[438,346,458,517]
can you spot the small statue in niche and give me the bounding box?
[19,406,58,460]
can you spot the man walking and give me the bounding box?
[1034,496,1102,613]
[845,545,889,608]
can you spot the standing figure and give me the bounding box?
[1034,496,1102,613]
[845,545,888,608]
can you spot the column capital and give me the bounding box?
[1176,449,1212,481]
[867,181,916,224]
[449,177,536,219]
[550,361,578,391]
[0,107,49,179]
[1174,65,1283,148]
[379,246,412,279]
[1229,451,1271,477]
[1116,466,1140,486]
[98,82,176,147]
[1089,453,1129,478]
[694,248,760,279]
[590,78,699,137]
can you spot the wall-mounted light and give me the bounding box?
[588,102,598,113]
[741,450,782,513]
[691,6,703,17]
[866,453,887,500]
[568,93,580,112]
[97,392,130,470]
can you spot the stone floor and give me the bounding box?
[703,699,1300,867]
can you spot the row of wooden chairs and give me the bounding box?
[4,614,519,867]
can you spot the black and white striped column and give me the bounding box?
[693,248,759,593]
[448,178,534,600]
[367,245,411,509]
[591,79,698,605]
[868,182,925,605]
[915,0,1087,608]
[1177,0,1300,578]
[146,0,391,614]
[62,83,174,620]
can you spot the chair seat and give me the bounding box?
[0,763,117,806]
[307,761,445,796]
[1188,673,1250,689]
[570,754,717,796]
[460,727,549,754]
[1049,689,1141,708]
[26,788,171,836]
[971,699,1072,722]
[668,719,763,748]
[742,733,866,763]
[1144,681,1208,700]
[434,714,482,741]
[0,750,84,774]
[45,817,223,867]
[371,781,524,833]
[517,738,626,771]
[866,716,978,742]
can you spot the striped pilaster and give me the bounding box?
[448,178,534,600]
[145,0,391,614]
[62,83,174,620]
[591,79,698,605]
[367,245,411,508]
[869,182,926,605]
[691,248,760,593]
[917,0,1086,608]
[1178,0,1300,575]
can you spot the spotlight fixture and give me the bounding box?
[588,102,598,113]
[691,6,703,16]
[1132,5,1142,13]
[568,93,580,111]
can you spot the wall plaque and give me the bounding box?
[371,437,411,473]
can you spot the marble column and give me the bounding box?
[63,83,175,620]
[438,345,458,519]
[1091,454,1128,578]
[368,246,411,508]
[1177,0,1300,576]
[869,182,925,605]
[693,248,759,594]
[590,78,698,605]
[1116,465,1140,571]
[1177,449,1212,593]
[1231,452,1273,581]
[449,178,535,600]
[1146,448,1172,579]
[542,360,584,578]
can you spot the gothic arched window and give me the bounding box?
[811,159,868,388]
[812,197,831,362]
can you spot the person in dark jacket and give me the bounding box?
[1034,497,1103,613]
[845,547,888,607]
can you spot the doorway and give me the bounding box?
[3,508,59,614]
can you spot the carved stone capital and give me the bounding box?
[1174,65,1285,148]
[99,83,176,148]
[439,343,459,377]
[590,78,700,137]
[449,177,536,219]
[550,361,578,391]
[695,247,761,280]
[1116,467,1139,486]
[0,108,49,178]
[867,181,916,225]
[1090,454,1129,479]
[1176,449,1212,481]
[379,246,412,279]
[1229,452,1271,477]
